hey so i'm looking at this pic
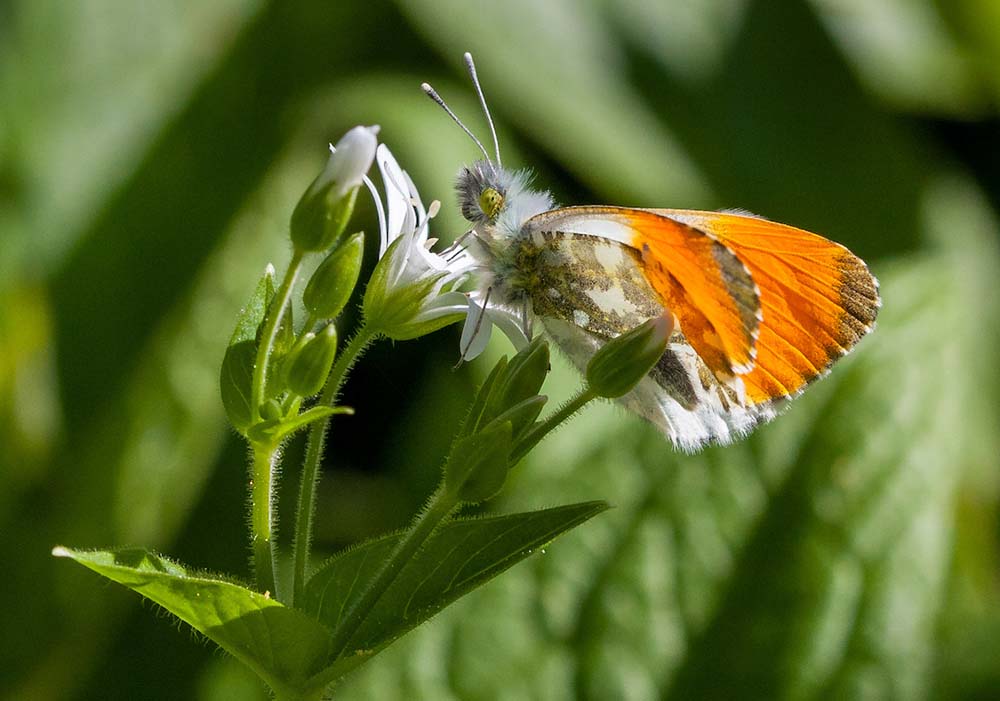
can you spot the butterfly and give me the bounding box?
[424,54,880,452]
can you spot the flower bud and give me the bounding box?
[490,395,547,442]
[259,398,284,422]
[586,313,673,398]
[444,420,512,504]
[284,325,338,397]
[494,337,549,413]
[290,126,378,253]
[303,232,364,320]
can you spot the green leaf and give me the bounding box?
[219,340,257,433]
[232,267,274,347]
[247,405,352,444]
[53,547,333,698]
[302,502,609,683]
[220,268,276,433]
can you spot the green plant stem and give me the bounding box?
[510,385,599,464]
[329,483,459,659]
[251,250,304,422]
[290,325,377,606]
[251,444,279,596]
[273,687,325,701]
[303,312,320,335]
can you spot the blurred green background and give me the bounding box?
[2,1,999,699]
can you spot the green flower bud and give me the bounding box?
[303,232,364,320]
[490,395,547,442]
[586,313,673,398]
[284,324,338,397]
[290,126,378,253]
[444,420,512,504]
[259,398,284,422]
[494,337,549,414]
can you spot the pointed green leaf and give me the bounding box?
[220,340,257,433]
[247,405,352,444]
[302,502,608,683]
[221,267,276,433]
[53,547,333,698]
[232,266,275,347]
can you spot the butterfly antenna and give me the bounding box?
[463,52,502,168]
[421,82,492,164]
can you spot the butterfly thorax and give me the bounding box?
[456,162,677,332]
[455,161,557,305]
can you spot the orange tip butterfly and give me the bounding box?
[424,53,880,452]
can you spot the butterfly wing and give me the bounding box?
[517,205,879,448]
[649,209,880,404]
[524,206,761,379]
[517,208,772,449]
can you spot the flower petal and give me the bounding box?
[376,144,409,242]
[460,294,493,360]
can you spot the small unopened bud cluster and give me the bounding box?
[220,127,380,447]
[443,338,551,503]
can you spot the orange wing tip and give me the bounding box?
[632,213,763,380]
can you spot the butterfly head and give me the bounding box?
[423,54,554,238]
[457,160,506,226]
[455,160,553,236]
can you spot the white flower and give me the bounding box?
[362,143,529,356]
[361,144,472,340]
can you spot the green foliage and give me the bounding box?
[52,547,334,699]
[53,501,605,697]
[220,268,274,433]
[302,502,608,682]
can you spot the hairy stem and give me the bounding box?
[328,484,458,658]
[290,326,377,606]
[250,250,304,422]
[251,444,280,596]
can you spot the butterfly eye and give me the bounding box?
[478,188,504,220]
